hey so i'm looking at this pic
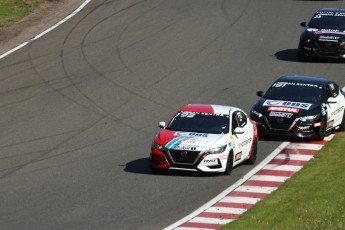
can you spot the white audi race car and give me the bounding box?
[149,104,258,175]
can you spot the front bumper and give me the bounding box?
[298,41,345,59]
[251,116,323,139]
[149,148,228,173]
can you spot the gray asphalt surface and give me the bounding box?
[1,0,345,229]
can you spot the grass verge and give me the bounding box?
[222,132,345,230]
[0,0,44,28]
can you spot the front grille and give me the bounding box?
[167,149,201,164]
[316,41,340,54]
[265,116,293,131]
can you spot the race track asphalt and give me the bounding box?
[1,0,345,229]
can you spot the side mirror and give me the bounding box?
[256,91,264,97]
[234,127,245,134]
[158,121,166,128]
[327,97,337,104]
[300,22,307,27]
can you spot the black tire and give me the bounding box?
[223,151,234,175]
[246,139,257,165]
[315,117,327,141]
[339,110,345,131]
[297,49,307,62]
[149,163,160,174]
[258,127,268,140]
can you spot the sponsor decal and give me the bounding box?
[173,145,197,151]
[175,132,208,137]
[220,155,228,160]
[315,29,345,35]
[297,125,310,131]
[332,106,344,116]
[272,82,319,88]
[269,111,293,118]
[180,111,227,117]
[268,106,299,113]
[263,100,312,110]
[321,106,327,116]
[238,138,252,148]
[235,152,242,162]
[319,35,340,41]
[204,159,217,163]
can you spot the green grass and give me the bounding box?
[222,132,345,230]
[0,0,44,28]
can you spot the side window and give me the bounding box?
[235,111,247,128]
[232,114,239,132]
[328,83,339,98]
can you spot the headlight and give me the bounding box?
[205,145,227,154]
[151,141,165,151]
[340,42,345,51]
[296,114,321,122]
[251,108,262,118]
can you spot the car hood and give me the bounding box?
[253,98,322,118]
[154,129,228,151]
[303,28,345,42]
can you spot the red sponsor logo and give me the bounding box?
[268,106,299,113]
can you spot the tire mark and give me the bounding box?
[80,0,174,111]
[0,115,107,179]
[60,0,155,132]
[153,0,252,85]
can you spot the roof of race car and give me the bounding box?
[275,75,331,85]
[317,8,345,13]
[179,104,236,115]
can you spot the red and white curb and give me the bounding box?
[164,135,334,230]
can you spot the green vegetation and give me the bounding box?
[0,0,44,27]
[222,132,345,230]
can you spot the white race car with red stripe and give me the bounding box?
[149,104,258,175]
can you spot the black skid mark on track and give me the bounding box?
[0,115,106,180]
[80,0,173,111]
[0,0,146,179]
[153,0,252,86]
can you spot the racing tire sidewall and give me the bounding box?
[223,151,234,175]
[316,116,327,141]
[149,162,161,174]
[246,139,257,165]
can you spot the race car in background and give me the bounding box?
[250,76,345,141]
[297,8,345,61]
[149,104,258,175]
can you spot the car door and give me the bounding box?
[230,110,253,165]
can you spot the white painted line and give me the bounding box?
[234,186,278,194]
[275,153,314,161]
[250,175,290,182]
[205,207,247,215]
[174,227,214,230]
[188,217,233,225]
[219,196,261,204]
[263,164,303,172]
[324,134,334,141]
[0,0,92,60]
[163,142,290,230]
[286,143,323,150]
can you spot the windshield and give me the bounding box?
[308,11,345,30]
[167,112,229,134]
[264,81,325,103]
